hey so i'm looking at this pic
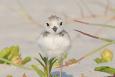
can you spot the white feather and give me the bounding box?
[38,33,71,58]
[37,15,71,58]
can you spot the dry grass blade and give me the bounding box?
[104,0,111,16]
[74,29,114,42]
[72,0,85,18]
[57,41,115,68]
[73,19,115,29]
[16,0,41,26]
[79,0,96,17]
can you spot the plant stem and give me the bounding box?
[0,58,32,70]
[59,57,63,77]
[56,41,115,68]
[47,62,50,77]
[77,41,115,62]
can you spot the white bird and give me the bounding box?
[37,15,71,77]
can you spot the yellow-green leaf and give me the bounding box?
[95,49,113,64]
[101,49,113,62]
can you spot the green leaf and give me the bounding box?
[35,53,57,77]
[0,47,11,63]
[39,53,48,66]
[35,57,45,67]
[63,52,68,59]
[53,74,58,77]
[0,47,10,58]
[6,75,13,77]
[101,49,113,62]
[44,57,48,66]
[21,56,31,65]
[39,53,45,61]
[95,58,103,64]
[95,49,113,64]
[49,57,55,65]
[95,66,115,74]
[31,65,45,77]
[8,45,20,60]
[49,58,57,72]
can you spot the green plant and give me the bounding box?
[0,45,31,65]
[31,53,57,77]
[95,66,115,77]
[6,75,13,77]
[95,49,113,64]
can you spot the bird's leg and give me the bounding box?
[59,57,63,77]
[47,58,50,77]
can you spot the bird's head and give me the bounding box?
[44,15,64,34]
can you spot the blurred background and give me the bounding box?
[0,0,115,77]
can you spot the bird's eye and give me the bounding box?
[46,23,49,27]
[60,22,63,26]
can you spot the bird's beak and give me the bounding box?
[52,26,57,32]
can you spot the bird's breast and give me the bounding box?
[38,34,71,51]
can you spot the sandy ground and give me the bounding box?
[0,0,115,77]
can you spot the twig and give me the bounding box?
[79,0,96,17]
[57,41,115,68]
[104,0,111,16]
[74,29,114,42]
[72,0,85,18]
[73,19,115,29]
[77,41,115,62]
[90,0,113,12]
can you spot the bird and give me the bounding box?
[37,15,71,77]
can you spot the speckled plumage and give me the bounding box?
[37,15,71,58]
